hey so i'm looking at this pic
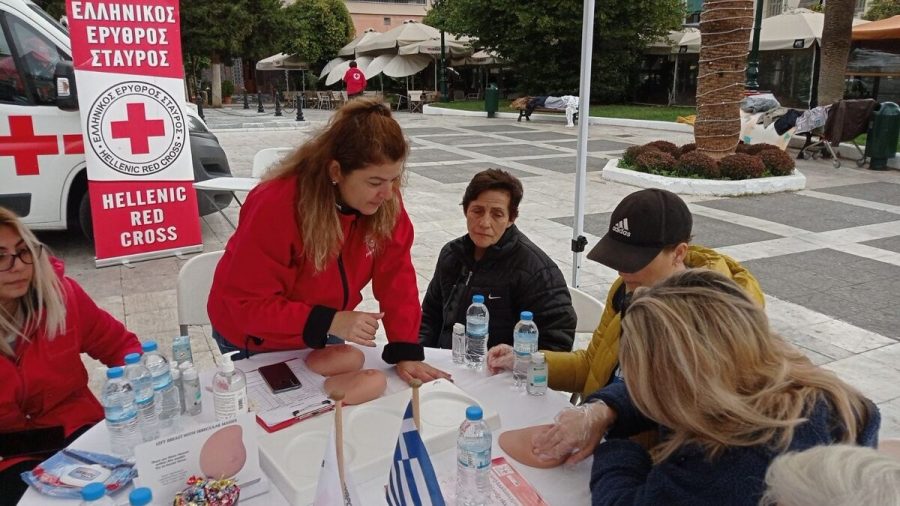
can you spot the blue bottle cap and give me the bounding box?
[472,294,484,304]
[141,341,158,352]
[129,487,153,506]
[106,367,124,379]
[465,405,483,421]
[124,353,141,364]
[80,482,106,501]
[520,311,533,320]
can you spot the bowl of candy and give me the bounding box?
[173,476,240,506]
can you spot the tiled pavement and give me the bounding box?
[40,106,900,439]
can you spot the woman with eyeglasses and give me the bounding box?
[0,207,141,503]
[207,98,449,383]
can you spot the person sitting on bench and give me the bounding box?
[523,95,579,127]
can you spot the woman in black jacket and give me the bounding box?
[418,169,576,352]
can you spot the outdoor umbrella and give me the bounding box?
[381,54,432,78]
[356,20,442,54]
[397,38,472,57]
[338,28,382,57]
[759,8,869,51]
[325,55,374,86]
[256,53,309,71]
[320,57,347,78]
[646,28,701,55]
[852,15,900,40]
[451,49,504,66]
[365,54,395,78]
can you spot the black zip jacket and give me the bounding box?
[419,225,576,351]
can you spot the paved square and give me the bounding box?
[409,148,472,163]
[462,144,566,158]
[432,134,501,146]
[862,235,900,254]
[500,131,579,141]
[460,124,538,133]
[545,139,634,152]
[813,182,900,207]
[408,163,535,184]
[516,156,606,173]
[403,127,460,136]
[696,194,900,232]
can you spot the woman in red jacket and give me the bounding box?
[0,208,142,503]
[208,98,449,383]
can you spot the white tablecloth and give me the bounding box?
[19,347,592,505]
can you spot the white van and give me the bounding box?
[0,0,232,238]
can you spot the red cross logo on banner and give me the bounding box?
[110,103,166,155]
[0,116,59,176]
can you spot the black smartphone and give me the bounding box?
[259,362,302,394]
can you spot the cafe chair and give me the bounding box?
[177,250,225,336]
[193,147,292,229]
[569,286,603,334]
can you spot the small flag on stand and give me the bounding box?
[385,401,445,505]
[313,427,361,505]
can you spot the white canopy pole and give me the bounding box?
[572,0,596,287]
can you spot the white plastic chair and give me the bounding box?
[193,147,292,228]
[569,286,603,333]
[177,250,225,335]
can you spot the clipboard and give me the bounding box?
[243,358,334,433]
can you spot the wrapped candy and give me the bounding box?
[173,476,240,506]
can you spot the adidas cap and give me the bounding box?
[587,189,692,273]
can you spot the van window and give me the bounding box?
[5,14,66,105]
[0,20,27,104]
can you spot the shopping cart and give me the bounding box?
[797,99,877,169]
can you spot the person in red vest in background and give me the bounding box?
[343,61,367,98]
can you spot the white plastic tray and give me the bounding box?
[258,379,501,505]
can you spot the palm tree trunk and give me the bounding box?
[818,0,855,106]
[695,0,754,159]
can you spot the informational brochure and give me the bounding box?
[134,412,268,502]
[243,358,334,432]
[491,457,550,506]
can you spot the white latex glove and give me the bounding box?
[531,401,616,464]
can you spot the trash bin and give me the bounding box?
[484,84,499,118]
[865,101,900,170]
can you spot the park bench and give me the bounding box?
[511,96,578,123]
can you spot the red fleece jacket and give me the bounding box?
[0,259,141,472]
[207,175,424,364]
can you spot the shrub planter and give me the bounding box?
[601,159,806,196]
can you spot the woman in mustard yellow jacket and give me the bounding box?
[487,189,764,400]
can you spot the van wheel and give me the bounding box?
[78,192,94,240]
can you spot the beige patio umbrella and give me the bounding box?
[451,49,504,66]
[325,55,374,85]
[646,28,701,55]
[397,38,472,57]
[356,20,442,54]
[382,54,432,78]
[337,28,381,57]
[365,53,395,78]
[320,56,347,78]
[759,8,869,50]
[256,53,309,71]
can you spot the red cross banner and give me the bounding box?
[67,0,202,266]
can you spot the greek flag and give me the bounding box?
[385,401,445,506]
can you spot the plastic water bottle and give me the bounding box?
[452,322,466,365]
[512,311,539,388]
[123,352,158,442]
[141,341,180,432]
[100,367,140,457]
[527,351,548,396]
[170,363,184,415]
[456,405,492,506]
[79,482,115,505]
[128,487,153,506]
[465,295,489,371]
[172,334,193,365]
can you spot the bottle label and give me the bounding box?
[458,448,491,470]
[214,387,247,420]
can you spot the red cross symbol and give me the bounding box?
[110,102,165,155]
[0,116,59,176]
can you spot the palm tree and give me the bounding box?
[695,0,754,159]
[818,0,856,106]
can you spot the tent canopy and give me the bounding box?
[759,8,869,50]
[355,20,466,55]
[852,15,900,41]
[256,53,309,71]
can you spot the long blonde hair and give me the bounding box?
[620,269,871,463]
[0,207,66,356]
[266,98,408,271]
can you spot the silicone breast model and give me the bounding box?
[498,425,568,469]
[199,425,247,478]
[305,344,365,376]
[323,369,387,405]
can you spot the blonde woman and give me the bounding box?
[761,445,900,506]
[0,208,141,502]
[533,269,879,505]
[208,98,448,382]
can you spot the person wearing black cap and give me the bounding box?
[487,188,763,399]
